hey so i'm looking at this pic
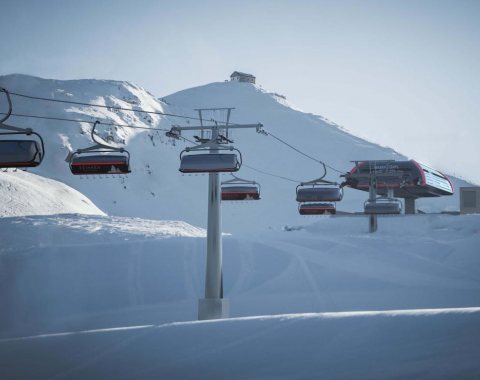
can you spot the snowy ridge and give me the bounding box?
[0,170,104,217]
[0,74,471,230]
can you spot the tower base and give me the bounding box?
[198,298,229,320]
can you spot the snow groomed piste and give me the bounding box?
[1,213,480,378]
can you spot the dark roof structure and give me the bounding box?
[230,71,255,78]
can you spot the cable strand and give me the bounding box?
[9,91,206,123]
[0,112,170,131]
[265,130,346,175]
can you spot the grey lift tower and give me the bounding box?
[168,109,263,320]
[346,161,403,233]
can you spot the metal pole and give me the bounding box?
[369,177,378,233]
[198,126,229,320]
[205,171,222,298]
[405,198,416,214]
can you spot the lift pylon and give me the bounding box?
[168,110,263,320]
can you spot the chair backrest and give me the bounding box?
[296,186,342,202]
[70,154,130,175]
[0,140,42,168]
[180,153,239,173]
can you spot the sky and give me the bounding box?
[1,0,479,184]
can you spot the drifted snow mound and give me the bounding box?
[0,74,471,231]
[0,171,104,216]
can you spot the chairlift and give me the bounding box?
[0,87,45,168]
[299,203,336,215]
[70,153,130,175]
[296,184,343,202]
[0,139,44,168]
[296,163,344,202]
[346,160,453,198]
[221,174,260,201]
[67,121,131,175]
[179,149,242,174]
[364,197,402,215]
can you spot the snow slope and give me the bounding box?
[0,170,104,216]
[0,74,471,231]
[2,308,479,380]
[2,213,479,338]
[1,213,479,378]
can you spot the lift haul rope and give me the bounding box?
[264,130,346,175]
[1,88,346,177]
[0,112,170,131]
[8,91,207,123]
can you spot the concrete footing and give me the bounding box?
[198,298,230,320]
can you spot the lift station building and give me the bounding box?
[230,71,256,84]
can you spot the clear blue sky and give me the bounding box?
[1,0,479,183]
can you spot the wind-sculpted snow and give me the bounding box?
[0,74,471,231]
[0,170,104,217]
[2,214,205,250]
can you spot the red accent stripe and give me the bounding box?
[350,161,365,174]
[301,207,335,210]
[0,162,38,167]
[181,168,238,173]
[222,192,258,195]
[411,160,426,186]
[72,171,130,175]
[440,171,454,193]
[72,162,126,166]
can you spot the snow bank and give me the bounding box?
[1,307,479,379]
[0,170,104,216]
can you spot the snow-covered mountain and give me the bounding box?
[0,74,470,230]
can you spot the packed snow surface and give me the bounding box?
[0,170,104,216]
[1,213,479,378]
[0,74,472,231]
[2,307,479,380]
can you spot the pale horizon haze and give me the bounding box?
[1,0,479,184]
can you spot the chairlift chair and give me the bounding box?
[67,121,131,175]
[364,197,402,215]
[221,174,260,201]
[296,184,343,202]
[0,137,44,168]
[70,152,130,175]
[0,87,45,168]
[299,202,336,215]
[179,148,242,174]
